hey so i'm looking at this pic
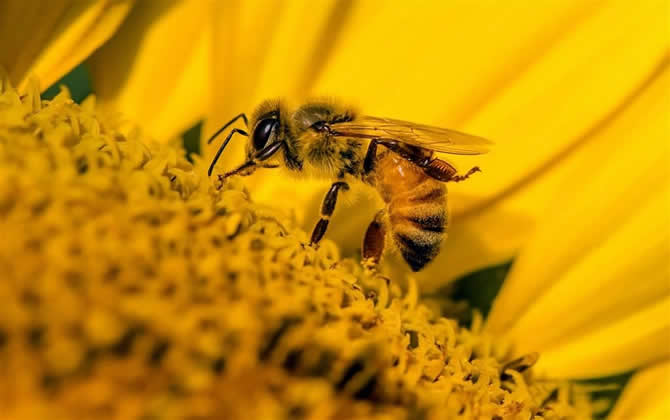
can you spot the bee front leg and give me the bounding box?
[309,181,350,247]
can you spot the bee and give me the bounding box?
[207,100,491,272]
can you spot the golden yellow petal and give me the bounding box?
[487,62,670,332]
[455,0,668,216]
[500,191,669,350]
[485,64,670,378]
[0,0,133,92]
[88,0,211,141]
[608,362,670,420]
[532,297,669,379]
[208,0,349,123]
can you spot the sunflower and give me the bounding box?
[0,1,668,419]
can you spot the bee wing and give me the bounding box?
[331,115,493,155]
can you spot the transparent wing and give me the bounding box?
[330,115,492,155]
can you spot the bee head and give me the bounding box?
[208,100,290,179]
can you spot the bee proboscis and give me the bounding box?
[208,100,491,272]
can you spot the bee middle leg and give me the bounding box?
[309,181,350,247]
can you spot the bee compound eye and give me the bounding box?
[252,118,276,150]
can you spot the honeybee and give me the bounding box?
[208,100,491,272]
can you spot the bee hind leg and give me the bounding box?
[424,159,480,183]
[361,210,386,271]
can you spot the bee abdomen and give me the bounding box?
[393,230,442,272]
[408,185,445,204]
[375,153,448,271]
[386,180,447,271]
[406,213,445,233]
[390,207,446,272]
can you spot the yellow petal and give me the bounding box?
[533,297,669,379]
[0,0,133,92]
[485,64,670,378]
[487,63,670,333]
[455,0,668,216]
[500,190,669,350]
[608,362,670,420]
[88,0,211,141]
[208,0,351,123]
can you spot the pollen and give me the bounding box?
[0,79,595,419]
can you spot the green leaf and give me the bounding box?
[181,120,202,162]
[42,63,92,103]
[579,370,634,419]
[452,261,512,318]
[423,261,513,325]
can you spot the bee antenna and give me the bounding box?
[206,113,248,145]
[208,128,248,177]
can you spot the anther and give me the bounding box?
[501,352,539,380]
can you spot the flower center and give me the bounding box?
[0,80,595,419]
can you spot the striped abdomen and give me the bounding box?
[374,152,447,271]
